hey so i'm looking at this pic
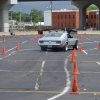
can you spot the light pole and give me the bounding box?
[50,1,52,28]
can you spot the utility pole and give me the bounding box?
[20,2,22,30]
[31,10,32,22]
[50,1,52,28]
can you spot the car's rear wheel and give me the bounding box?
[74,40,78,50]
[62,43,68,51]
[41,47,47,51]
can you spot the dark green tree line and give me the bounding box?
[9,8,44,23]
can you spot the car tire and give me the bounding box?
[41,47,47,51]
[62,43,68,52]
[74,40,78,50]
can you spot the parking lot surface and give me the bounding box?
[0,34,100,100]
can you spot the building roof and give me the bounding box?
[44,9,99,13]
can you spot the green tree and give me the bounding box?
[87,6,99,11]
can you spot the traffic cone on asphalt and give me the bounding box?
[88,35,90,40]
[79,45,83,52]
[84,32,86,36]
[3,38,6,42]
[70,75,80,94]
[1,47,6,55]
[71,52,76,62]
[98,34,100,37]
[16,44,20,50]
[98,43,100,49]
[32,37,34,42]
[73,48,77,57]
[72,61,80,74]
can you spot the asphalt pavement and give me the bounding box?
[0,34,100,100]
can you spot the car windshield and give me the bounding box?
[45,33,63,37]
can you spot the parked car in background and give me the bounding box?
[38,31,78,51]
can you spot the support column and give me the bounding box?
[0,10,9,32]
[0,0,17,32]
[98,9,100,30]
[79,7,86,30]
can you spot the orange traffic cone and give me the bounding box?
[3,38,6,42]
[98,34,100,37]
[16,44,20,50]
[26,34,28,36]
[20,35,22,38]
[70,75,80,94]
[84,32,86,36]
[32,37,34,42]
[72,61,80,74]
[98,43,100,49]
[88,35,90,40]
[79,45,83,52]
[1,47,6,55]
[73,48,77,57]
[71,52,76,62]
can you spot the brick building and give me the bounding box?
[44,10,99,30]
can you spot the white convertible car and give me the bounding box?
[38,31,78,51]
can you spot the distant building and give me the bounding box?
[44,9,99,29]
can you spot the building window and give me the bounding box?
[91,23,93,27]
[65,23,66,27]
[58,15,59,19]
[73,15,74,19]
[69,23,70,28]
[73,23,74,27]
[65,15,67,19]
[91,15,93,19]
[86,15,88,19]
[94,23,96,27]
[97,15,98,19]
[58,23,59,28]
[61,15,63,19]
[94,15,96,19]
[86,23,88,27]
[69,15,70,19]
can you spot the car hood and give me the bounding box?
[38,37,61,41]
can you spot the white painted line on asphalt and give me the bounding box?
[83,50,88,55]
[47,59,70,100]
[35,61,45,90]
[86,48,97,51]
[97,62,100,65]
[79,42,94,44]
[67,54,72,57]
[0,51,15,60]
[46,51,48,54]
[94,41,99,42]
[21,41,28,44]
[19,48,39,52]
[6,47,16,52]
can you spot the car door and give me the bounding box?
[68,37,76,45]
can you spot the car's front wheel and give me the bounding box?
[62,43,68,51]
[41,47,47,51]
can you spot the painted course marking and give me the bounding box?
[0,89,100,95]
[97,62,100,65]
[79,42,94,44]
[35,61,45,90]
[83,50,88,55]
[47,59,71,100]
[21,41,28,44]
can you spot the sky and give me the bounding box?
[10,1,78,13]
